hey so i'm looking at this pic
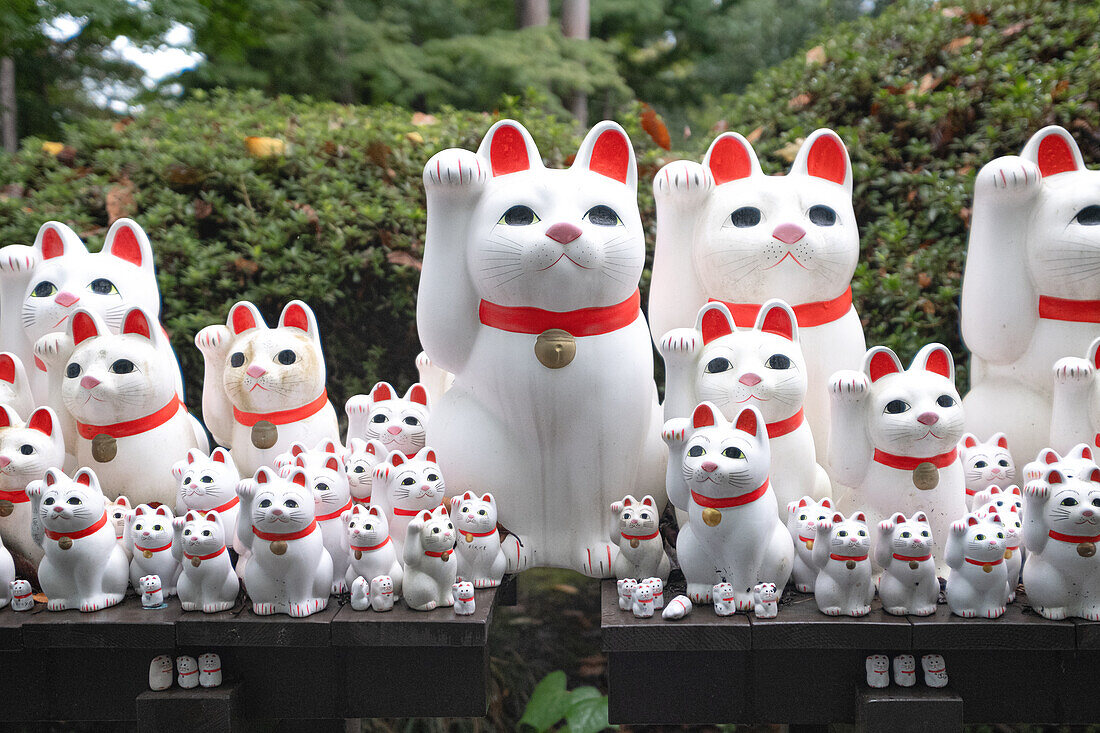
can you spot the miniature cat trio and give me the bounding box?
[0,119,1099,621]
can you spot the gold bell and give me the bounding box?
[912,462,939,491]
[464,532,474,543]
[269,540,288,556]
[58,536,73,550]
[143,549,153,559]
[1004,548,1014,560]
[909,561,919,570]
[845,559,856,570]
[804,539,814,550]
[354,550,363,560]
[1078,542,1096,558]
[191,557,201,568]
[91,434,117,463]
[251,420,278,450]
[702,508,722,527]
[982,564,993,574]
[629,538,640,549]
[534,329,576,369]
[0,500,13,518]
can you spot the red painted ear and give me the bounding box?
[122,309,153,340]
[990,513,1002,524]
[821,498,833,508]
[389,452,406,468]
[489,123,531,176]
[408,384,428,406]
[804,133,848,185]
[325,457,340,472]
[1090,468,1100,483]
[425,449,436,463]
[832,512,844,524]
[1009,486,1021,496]
[40,225,66,259]
[587,129,631,184]
[758,302,795,340]
[963,435,978,449]
[482,493,493,503]
[368,506,380,516]
[291,444,305,457]
[45,472,57,486]
[281,303,309,332]
[995,435,1009,449]
[229,303,259,335]
[853,511,867,522]
[155,506,169,516]
[868,349,902,382]
[692,403,717,429]
[1042,450,1060,465]
[622,497,633,506]
[365,443,377,456]
[419,510,432,521]
[76,471,91,487]
[256,469,270,485]
[699,304,734,345]
[28,408,54,435]
[1009,504,1020,513]
[462,491,474,501]
[1037,130,1081,176]
[291,470,306,488]
[0,408,13,429]
[706,134,756,185]
[72,311,100,345]
[0,354,16,384]
[735,408,759,437]
[642,496,654,506]
[914,512,928,523]
[116,496,129,508]
[371,383,394,402]
[104,221,145,266]
[921,346,952,379]
[295,456,305,468]
[205,511,218,522]
[323,441,339,454]
[1084,446,1094,460]
[212,449,228,464]
[968,516,979,526]
[798,498,809,508]
[894,513,907,524]
[1049,470,1064,485]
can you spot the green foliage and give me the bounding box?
[518,670,612,733]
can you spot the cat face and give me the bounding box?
[453,580,474,598]
[613,494,658,536]
[107,495,131,539]
[374,447,446,511]
[1034,463,1100,538]
[894,655,916,673]
[866,654,889,674]
[862,344,964,456]
[130,504,173,550]
[345,503,390,546]
[712,582,735,601]
[633,584,654,602]
[786,495,834,542]
[680,403,770,502]
[692,130,858,303]
[468,120,643,310]
[960,433,1015,492]
[198,653,219,672]
[151,655,172,674]
[176,656,197,674]
[1028,444,1096,481]
[978,502,1021,546]
[277,441,350,516]
[222,301,325,413]
[618,578,637,597]
[412,505,455,553]
[249,467,317,532]
[36,467,106,533]
[371,575,394,594]
[345,438,386,501]
[180,510,227,555]
[884,511,933,556]
[960,513,1007,563]
[451,491,498,534]
[140,575,161,592]
[0,406,64,490]
[174,447,240,511]
[973,485,1023,516]
[755,582,777,601]
[62,307,176,424]
[21,220,159,344]
[360,382,429,454]
[10,579,30,596]
[826,511,870,557]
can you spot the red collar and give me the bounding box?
[831,553,868,562]
[798,535,813,543]
[0,489,28,503]
[709,286,851,329]
[965,556,1003,568]
[1048,529,1100,544]
[394,503,444,517]
[351,536,391,552]
[45,512,108,542]
[253,519,317,542]
[184,546,227,562]
[479,289,640,337]
[621,530,659,542]
[352,496,371,505]
[462,527,498,538]
[456,594,475,602]
[965,487,977,496]
[13,590,30,600]
[209,496,240,514]
[76,395,184,439]
[691,479,769,509]
[425,548,454,560]
[233,390,328,428]
[767,408,804,439]
[316,498,353,522]
[1039,295,1100,323]
[873,447,957,471]
[135,541,172,554]
[893,552,931,562]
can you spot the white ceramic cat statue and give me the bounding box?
[345,438,387,505]
[127,504,180,597]
[402,505,457,611]
[922,654,949,688]
[199,653,222,688]
[177,656,199,689]
[450,491,506,588]
[195,300,339,475]
[107,495,133,561]
[812,511,873,617]
[865,655,889,689]
[1051,336,1100,453]
[345,382,429,455]
[139,574,164,608]
[0,539,12,608]
[662,594,693,620]
[650,129,865,457]
[893,654,917,688]
[452,580,476,615]
[343,503,402,598]
[962,126,1100,464]
[349,575,371,611]
[945,512,1009,619]
[173,447,243,556]
[373,447,446,557]
[752,582,778,618]
[617,578,637,611]
[874,512,938,616]
[642,577,665,610]
[976,500,1022,601]
[631,581,655,618]
[829,343,966,575]
[959,433,1016,509]
[0,404,66,563]
[0,354,33,420]
[1022,458,1100,620]
[663,402,793,606]
[712,582,736,616]
[608,494,669,582]
[417,119,665,577]
[27,467,128,611]
[660,299,830,509]
[371,574,395,612]
[10,578,32,611]
[172,510,239,613]
[149,655,173,691]
[236,466,333,617]
[786,495,835,593]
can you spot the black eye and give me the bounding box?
[285,499,298,508]
[201,476,213,483]
[427,473,439,482]
[259,499,271,508]
[276,349,296,365]
[230,352,245,368]
[858,530,867,536]
[721,446,744,459]
[44,497,54,505]
[884,399,910,414]
[499,205,538,226]
[66,497,81,505]
[89,278,118,295]
[838,530,847,537]
[687,445,705,457]
[432,527,440,534]
[799,514,807,521]
[315,482,329,492]
[478,509,487,516]
[65,363,81,378]
[202,530,211,537]
[765,354,791,369]
[1061,497,1079,506]
[808,205,837,226]
[1075,205,1100,225]
[110,359,135,374]
[584,205,620,226]
[32,281,57,298]
[997,532,1004,539]
[19,444,33,455]
[461,506,468,512]
[705,357,731,373]
[401,477,416,485]
[921,531,929,537]
[998,460,1009,467]
[403,416,420,426]
[639,512,648,519]
[153,524,162,531]
[974,461,987,468]
[901,531,910,538]
[936,394,955,408]
[729,206,761,227]
[1092,498,1100,507]
[184,529,191,536]
[353,465,365,473]
[371,414,388,423]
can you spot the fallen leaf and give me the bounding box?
[966,12,988,25]
[1,183,24,199]
[641,103,671,150]
[406,131,424,144]
[776,139,803,163]
[366,141,391,168]
[164,163,205,187]
[918,272,932,288]
[41,141,64,155]
[805,45,826,65]
[193,199,213,220]
[106,178,135,223]
[746,126,764,144]
[33,593,47,604]
[244,136,286,158]
[940,6,965,17]
[411,112,438,126]
[958,206,971,224]
[552,583,579,595]
[957,164,973,176]
[233,258,259,276]
[112,117,134,133]
[919,299,935,315]
[943,36,972,53]
[884,83,913,96]
[1052,79,1070,99]
[1001,20,1030,37]
[787,93,812,110]
[386,251,423,271]
[918,73,941,94]
[906,189,917,203]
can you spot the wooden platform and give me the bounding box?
[601,580,1100,728]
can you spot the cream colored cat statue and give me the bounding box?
[0,404,65,564]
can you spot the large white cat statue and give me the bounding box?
[0,405,66,563]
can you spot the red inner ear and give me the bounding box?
[642,497,653,506]
[707,135,753,185]
[996,436,1008,449]
[365,443,377,455]
[230,305,257,334]
[700,307,733,345]
[1037,133,1079,176]
[481,493,492,502]
[292,471,306,487]
[425,449,436,463]
[924,348,952,378]
[419,510,432,521]
[0,354,15,384]
[968,516,979,526]
[692,404,716,429]
[212,450,226,464]
[1044,451,1059,465]
[868,351,900,382]
[41,226,65,259]
[489,124,530,176]
[28,409,53,435]
[797,498,808,508]
[408,385,428,406]
[588,129,630,184]
[371,383,393,402]
[76,472,91,486]
[1084,447,1094,460]
[122,310,152,339]
[390,452,406,467]
[108,225,144,266]
[853,512,867,522]
[72,312,99,345]
[735,409,758,436]
[282,304,309,332]
[821,498,833,508]
[0,410,12,429]
[325,457,339,471]
[963,435,977,448]
[832,512,843,523]
[759,306,794,340]
[805,134,847,185]
[1049,470,1064,485]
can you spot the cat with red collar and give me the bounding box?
[811,510,873,617]
[343,503,402,599]
[372,447,446,559]
[945,511,1008,619]
[451,491,506,588]
[173,447,244,559]
[0,404,66,565]
[172,509,239,613]
[402,505,456,611]
[608,494,668,582]
[126,503,180,597]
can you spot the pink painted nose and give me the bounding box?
[246,365,266,379]
[1085,510,1095,517]
[54,291,79,308]
[739,373,762,387]
[0,456,9,468]
[700,461,718,472]
[545,222,582,244]
[53,506,63,513]
[772,223,806,244]
[271,508,283,516]
[387,426,402,435]
[917,412,939,426]
[80,376,100,389]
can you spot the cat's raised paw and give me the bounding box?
[828,371,868,399]
[195,325,230,354]
[654,160,712,201]
[0,245,36,274]
[1024,482,1050,501]
[659,329,701,359]
[425,149,487,189]
[979,156,1041,196]
[1053,357,1093,385]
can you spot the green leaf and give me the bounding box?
[563,687,611,733]
[519,670,570,732]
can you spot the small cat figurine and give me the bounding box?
[959,433,1016,509]
[198,653,222,688]
[172,510,239,613]
[107,494,133,561]
[976,500,1022,601]
[452,580,476,615]
[176,655,199,689]
[660,299,831,511]
[127,504,181,597]
[617,578,637,611]
[0,539,12,608]
[344,503,402,599]
[149,655,173,691]
[451,491,507,588]
[812,511,873,616]
[350,575,371,611]
[922,654,948,688]
[662,594,693,620]
[194,300,340,475]
[373,447,446,558]
[631,581,655,618]
[608,494,669,582]
[712,582,736,616]
[642,577,665,610]
[371,574,395,612]
[663,402,793,607]
[945,512,1009,619]
[786,495,835,593]
[752,582,778,618]
[971,484,1023,518]
[346,382,429,455]
[402,505,456,611]
[0,353,33,419]
[10,578,33,611]
[874,512,938,616]
[236,466,333,617]
[27,467,129,611]
[829,343,966,575]
[865,654,889,689]
[0,404,66,564]
[893,654,917,688]
[172,447,243,557]
[345,438,387,505]
[139,574,164,608]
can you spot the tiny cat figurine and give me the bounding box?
[28,467,129,611]
[893,654,917,688]
[945,512,1009,619]
[176,655,199,689]
[0,353,33,418]
[344,503,402,599]
[127,504,181,597]
[0,539,12,608]
[959,433,1016,509]
[752,582,778,618]
[642,577,665,610]
[712,582,737,616]
[198,653,222,688]
[373,447,446,558]
[874,512,938,616]
[660,299,831,511]
[346,382,429,455]
[172,510,239,613]
[786,495,835,593]
[107,495,133,561]
[663,402,793,606]
[865,654,890,689]
[608,494,669,582]
[976,500,1022,601]
[236,466,333,617]
[662,594,693,620]
[617,578,637,611]
[402,505,456,611]
[139,574,165,608]
[418,119,666,577]
[631,581,655,618]
[9,578,33,611]
[349,575,371,611]
[452,580,476,615]
[812,511,873,617]
[829,343,966,576]
[1022,456,1100,620]
[195,300,340,475]
[40,306,206,508]
[345,438,387,505]
[922,654,948,688]
[371,574,395,612]
[451,491,506,588]
[971,484,1023,518]
[172,447,243,557]
[149,655,173,691]
[0,404,66,564]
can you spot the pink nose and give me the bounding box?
[0,456,9,468]
[387,426,402,435]
[246,365,266,379]
[700,461,718,472]
[1085,510,1094,517]
[772,223,806,244]
[54,291,79,308]
[739,373,762,387]
[271,508,283,516]
[917,412,939,426]
[80,376,100,389]
[545,222,582,244]
[53,506,63,513]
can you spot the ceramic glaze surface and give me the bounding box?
[785,495,835,593]
[662,594,692,620]
[345,438,387,505]
[452,580,476,615]
[173,447,243,557]
[9,578,32,611]
[372,447,446,559]
[608,494,669,582]
[173,510,239,613]
[945,512,1009,619]
[0,405,65,564]
[127,504,180,596]
[752,582,778,618]
[346,382,429,455]
[959,433,1016,510]
[874,512,938,616]
[149,655,173,691]
[451,491,506,588]
[1051,336,1100,453]
[893,655,917,688]
[865,654,889,689]
[402,505,457,611]
[344,503,402,598]
[812,511,873,617]
[199,653,222,688]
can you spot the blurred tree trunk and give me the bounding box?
[1,57,15,152]
[516,0,549,28]
[561,0,589,125]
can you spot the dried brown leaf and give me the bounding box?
[776,139,803,163]
[918,73,941,94]
[1052,79,1070,99]
[386,251,423,271]
[112,117,134,133]
[1001,20,1030,37]
[552,583,579,595]
[641,103,671,150]
[193,199,213,220]
[940,7,965,17]
[966,12,988,25]
[805,45,826,65]
[233,258,259,276]
[411,112,438,126]
[366,141,391,168]
[918,272,933,289]
[787,93,812,111]
[746,126,764,144]
[943,36,973,53]
[106,178,135,223]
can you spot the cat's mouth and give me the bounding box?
[762,251,809,270]
[916,430,942,440]
[248,382,269,393]
[734,394,766,403]
[538,253,591,271]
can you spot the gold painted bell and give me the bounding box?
[534,329,576,369]
[702,508,722,527]
[464,532,474,543]
[58,537,73,550]
[982,564,993,573]
[269,540,288,556]
[354,549,363,560]
[142,549,153,559]
[251,420,278,450]
[0,501,13,518]
[91,434,117,463]
[845,559,856,570]
[1004,548,1014,560]
[804,539,814,550]
[629,538,640,549]
[191,557,201,568]
[909,560,919,570]
[1078,542,1096,558]
[912,462,938,491]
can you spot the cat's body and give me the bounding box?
[371,574,395,612]
[0,540,12,608]
[945,512,1009,619]
[107,495,133,562]
[712,582,736,616]
[345,382,429,455]
[10,578,33,611]
[0,353,33,418]
[752,582,778,618]
[451,491,506,588]
[345,438,387,505]
[176,656,199,689]
[811,511,874,617]
[173,447,244,558]
[452,581,476,615]
[829,344,967,576]
[1051,336,1100,453]
[199,653,222,688]
[608,494,669,582]
[417,119,665,577]
[127,504,181,597]
[172,510,239,613]
[631,582,655,618]
[874,512,938,616]
[959,433,1015,510]
[617,578,637,611]
[0,405,66,564]
[140,575,164,608]
[786,496,835,593]
[402,505,457,611]
[344,503,403,598]
[372,448,446,558]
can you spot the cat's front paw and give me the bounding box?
[950,519,969,535]
[33,332,73,368]
[654,160,712,204]
[195,325,231,356]
[878,519,896,535]
[1024,482,1050,501]
[661,417,692,447]
[424,149,488,192]
[171,516,186,532]
[345,394,371,417]
[829,370,868,401]
[659,328,701,361]
[235,478,257,502]
[0,245,37,275]
[1053,357,1093,386]
[977,155,1041,199]
[25,481,44,501]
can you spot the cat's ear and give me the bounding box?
[961,433,978,449]
[1075,443,1094,461]
[863,346,902,383]
[831,512,844,524]
[388,451,407,468]
[115,495,130,509]
[967,515,979,527]
[34,221,85,260]
[153,505,170,517]
[418,510,432,522]
[365,440,384,457]
[791,129,852,192]
[913,343,954,381]
[641,495,655,507]
[227,301,266,336]
[370,382,395,403]
[74,467,101,493]
[621,495,634,507]
[321,440,340,455]
[211,447,232,465]
[71,308,108,346]
[0,353,26,390]
[102,218,154,272]
[418,448,437,463]
[406,384,429,408]
[1089,337,1100,370]
[477,119,542,177]
[0,404,19,429]
[28,407,59,437]
[290,443,307,457]
[278,301,320,343]
[324,456,340,472]
[695,302,736,345]
[1038,448,1062,466]
[44,467,65,487]
[703,132,761,185]
[890,512,906,525]
[755,299,798,342]
[691,402,721,430]
[461,491,474,501]
[121,307,165,346]
[368,505,382,518]
[573,121,637,188]
[205,512,224,533]
[255,466,277,485]
[913,511,929,524]
[734,406,762,438]
[185,509,201,523]
[852,511,867,523]
[482,493,495,505]
[288,468,307,489]
[1048,470,1065,485]
[1008,485,1021,496]
[1021,125,1084,177]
